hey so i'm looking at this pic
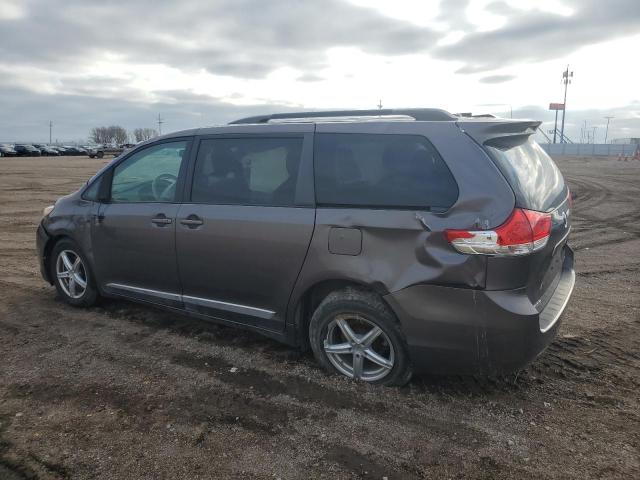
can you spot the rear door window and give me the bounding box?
[314,133,458,210]
[485,138,566,212]
[191,137,304,206]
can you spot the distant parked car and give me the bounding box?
[33,144,60,156]
[0,144,18,157]
[42,146,61,156]
[14,144,42,157]
[63,146,87,156]
[50,146,65,155]
[89,144,124,158]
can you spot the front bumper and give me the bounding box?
[36,222,53,284]
[384,247,575,375]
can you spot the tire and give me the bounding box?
[96,151,104,158]
[309,288,412,386]
[50,238,99,307]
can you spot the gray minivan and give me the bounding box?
[36,109,574,385]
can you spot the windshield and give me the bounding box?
[486,138,567,212]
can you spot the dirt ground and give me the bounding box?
[0,154,638,479]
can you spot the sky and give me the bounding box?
[1,0,639,144]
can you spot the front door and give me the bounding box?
[91,139,191,306]
[176,133,315,331]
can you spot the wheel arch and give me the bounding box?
[42,233,73,284]
[290,278,396,350]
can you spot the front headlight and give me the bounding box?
[43,205,55,217]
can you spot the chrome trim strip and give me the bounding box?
[539,269,575,333]
[183,295,275,320]
[105,283,276,320]
[106,283,182,302]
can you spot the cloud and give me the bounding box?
[0,0,439,79]
[478,74,515,84]
[0,84,298,142]
[435,0,640,73]
[296,74,324,83]
[1,0,639,141]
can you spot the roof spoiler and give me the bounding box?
[458,120,541,149]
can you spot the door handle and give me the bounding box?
[180,215,204,228]
[151,214,173,226]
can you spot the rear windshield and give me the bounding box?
[486,138,566,212]
[314,133,458,210]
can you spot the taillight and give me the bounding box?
[445,208,552,256]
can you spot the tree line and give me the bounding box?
[89,126,159,145]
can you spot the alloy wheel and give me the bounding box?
[56,250,87,299]
[323,313,395,382]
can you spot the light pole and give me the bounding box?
[560,65,573,143]
[157,114,164,135]
[49,121,53,144]
[604,116,614,144]
[592,126,597,144]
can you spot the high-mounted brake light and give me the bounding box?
[445,208,552,256]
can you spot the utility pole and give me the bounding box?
[49,121,53,144]
[604,116,614,144]
[377,99,383,110]
[560,65,573,143]
[157,114,164,135]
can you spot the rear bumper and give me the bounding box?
[36,222,53,284]
[384,247,575,375]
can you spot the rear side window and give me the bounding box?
[486,138,566,212]
[191,137,303,206]
[314,133,458,210]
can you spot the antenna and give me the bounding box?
[604,116,614,144]
[559,65,573,144]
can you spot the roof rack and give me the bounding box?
[229,108,457,124]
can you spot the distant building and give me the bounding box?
[611,138,640,145]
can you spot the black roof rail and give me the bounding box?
[229,108,457,124]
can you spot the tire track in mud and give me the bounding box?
[565,174,640,250]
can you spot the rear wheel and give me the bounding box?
[96,151,104,158]
[50,239,98,307]
[309,288,412,386]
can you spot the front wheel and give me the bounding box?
[309,288,412,386]
[50,239,98,307]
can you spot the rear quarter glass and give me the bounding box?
[313,133,459,211]
[485,139,567,212]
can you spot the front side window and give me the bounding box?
[111,141,188,203]
[191,137,303,206]
[314,133,458,210]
